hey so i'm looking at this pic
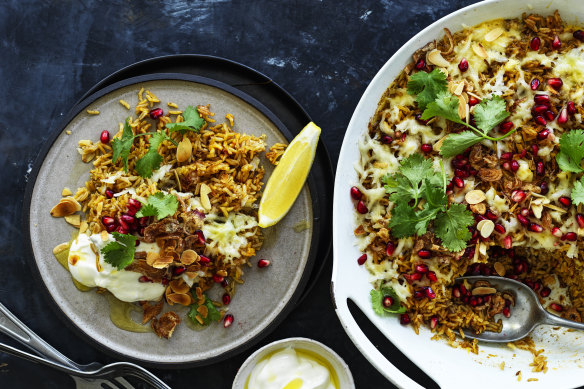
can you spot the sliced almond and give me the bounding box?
[176,136,192,163]
[531,204,543,219]
[180,249,199,265]
[433,137,446,152]
[479,220,495,238]
[100,230,109,241]
[543,204,567,213]
[453,81,465,96]
[472,43,488,59]
[200,183,212,211]
[427,49,450,68]
[152,256,173,269]
[185,271,198,279]
[146,251,160,266]
[494,262,506,277]
[169,279,190,295]
[476,219,488,231]
[465,190,486,205]
[61,187,73,196]
[166,293,191,307]
[470,203,486,215]
[79,221,89,234]
[65,214,81,228]
[197,304,209,318]
[458,96,469,120]
[484,27,504,42]
[472,286,497,295]
[53,242,70,255]
[50,197,81,217]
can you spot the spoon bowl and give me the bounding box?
[457,276,584,343]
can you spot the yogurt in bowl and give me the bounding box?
[233,338,354,389]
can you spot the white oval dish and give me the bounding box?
[232,337,355,389]
[332,1,584,388]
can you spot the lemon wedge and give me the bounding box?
[258,122,321,228]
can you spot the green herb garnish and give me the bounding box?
[188,296,222,326]
[135,192,179,220]
[166,106,205,134]
[101,232,138,270]
[556,129,584,173]
[371,286,406,315]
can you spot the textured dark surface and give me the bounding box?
[0,0,480,388]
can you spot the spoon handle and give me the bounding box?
[542,309,584,331]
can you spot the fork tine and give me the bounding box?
[112,377,136,389]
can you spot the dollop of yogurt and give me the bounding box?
[247,347,336,389]
[67,233,165,302]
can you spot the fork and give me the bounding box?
[0,302,170,389]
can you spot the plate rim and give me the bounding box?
[23,72,321,368]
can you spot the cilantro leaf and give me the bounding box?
[188,296,222,326]
[440,131,484,158]
[388,204,420,238]
[556,130,584,173]
[434,203,474,252]
[421,91,465,125]
[399,153,434,188]
[383,154,435,206]
[111,119,134,173]
[135,132,170,178]
[136,192,179,220]
[166,106,205,134]
[101,232,137,270]
[572,176,584,206]
[407,69,448,110]
[473,96,509,133]
[424,180,447,209]
[371,287,406,315]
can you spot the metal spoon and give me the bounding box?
[457,276,584,342]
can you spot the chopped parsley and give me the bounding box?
[382,154,474,251]
[370,286,406,315]
[407,69,514,158]
[166,106,205,134]
[135,192,179,220]
[101,232,137,270]
[188,295,222,326]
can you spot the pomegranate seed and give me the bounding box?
[524,279,535,290]
[415,58,426,70]
[459,284,469,296]
[415,113,429,125]
[500,152,512,161]
[100,130,110,144]
[127,198,142,211]
[120,214,135,225]
[453,177,464,188]
[382,243,394,257]
[350,186,362,200]
[557,107,568,124]
[223,314,234,328]
[415,263,429,273]
[458,58,469,72]
[194,230,206,245]
[550,303,563,312]
[199,255,211,264]
[427,271,437,283]
[258,259,271,268]
[530,37,541,50]
[494,223,506,234]
[577,214,584,228]
[454,168,469,178]
[116,226,129,234]
[528,223,543,233]
[502,161,511,171]
[552,35,561,49]
[540,287,551,297]
[222,293,231,305]
[161,277,169,286]
[558,196,572,207]
[357,254,367,265]
[531,144,539,155]
[547,78,563,90]
[533,104,548,114]
[104,189,114,199]
[418,249,432,259]
[503,307,511,318]
[475,214,487,223]
[567,101,576,115]
[135,240,140,247]
[213,274,225,283]
[381,135,393,144]
[138,276,151,283]
[503,235,513,249]
[102,216,115,226]
[173,266,186,276]
[519,149,527,159]
[536,161,544,176]
[517,214,529,226]
[511,190,526,203]
[105,223,117,233]
[421,143,432,153]
[430,316,439,329]
[221,279,229,288]
[400,313,411,325]
[534,94,550,105]
[484,210,497,221]
[544,110,555,121]
[404,272,422,284]
[521,208,530,217]
[499,121,514,134]
[540,181,549,195]
[533,280,542,291]
[552,227,563,238]
[464,246,475,259]
[574,30,584,41]
[468,96,479,106]
[149,108,164,119]
[453,286,461,298]
[510,160,519,172]
[537,129,549,140]
[382,295,394,308]
[413,290,425,299]
[425,287,436,299]
[563,232,577,241]
[356,200,368,214]
[534,115,547,126]
[530,78,540,90]
[469,296,478,307]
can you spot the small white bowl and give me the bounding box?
[232,337,355,389]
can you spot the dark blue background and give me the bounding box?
[0,0,479,387]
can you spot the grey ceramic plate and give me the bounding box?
[26,74,316,366]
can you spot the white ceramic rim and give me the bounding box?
[232,337,355,388]
[332,1,584,388]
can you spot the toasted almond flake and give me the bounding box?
[146,251,159,266]
[472,286,497,295]
[543,204,567,213]
[494,262,506,277]
[152,256,173,269]
[470,203,486,215]
[65,214,81,228]
[531,204,543,219]
[167,293,191,306]
[197,305,208,318]
[433,137,445,152]
[477,220,488,231]
[427,49,450,67]
[195,314,204,325]
[465,190,486,205]
[226,113,234,127]
[200,183,212,211]
[86,109,100,115]
[480,220,495,238]
[53,242,70,255]
[119,99,130,110]
[176,136,192,163]
[79,221,88,234]
[169,279,190,294]
[181,249,199,265]
[50,197,82,217]
[485,27,504,42]
[472,43,488,59]
[167,102,178,108]
[100,230,109,241]
[61,187,73,196]
[458,96,468,120]
[453,82,465,96]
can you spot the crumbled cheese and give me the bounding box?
[202,212,258,262]
[516,160,533,182]
[150,164,172,183]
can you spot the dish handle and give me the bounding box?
[334,295,425,389]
